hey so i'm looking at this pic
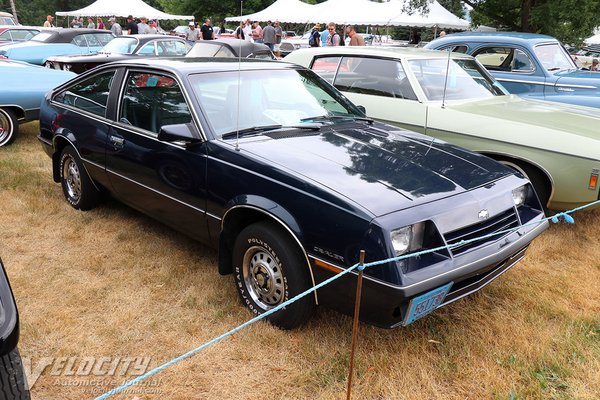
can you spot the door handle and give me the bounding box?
[109,135,125,149]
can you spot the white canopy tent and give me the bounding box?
[55,0,193,20]
[226,0,469,29]
[226,0,314,24]
[585,32,600,45]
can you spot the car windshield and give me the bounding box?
[101,37,138,54]
[189,68,362,138]
[408,58,507,101]
[534,43,576,71]
[0,17,15,25]
[31,32,55,42]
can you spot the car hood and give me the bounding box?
[0,61,75,91]
[47,52,125,63]
[441,95,600,159]
[236,122,512,217]
[553,68,600,84]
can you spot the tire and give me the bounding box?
[0,349,30,400]
[59,147,100,210]
[233,221,315,329]
[500,160,550,210]
[0,108,18,147]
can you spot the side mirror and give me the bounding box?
[157,123,201,144]
[356,105,367,115]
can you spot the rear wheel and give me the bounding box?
[232,221,315,329]
[0,108,18,147]
[0,349,30,400]
[59,147,100,210]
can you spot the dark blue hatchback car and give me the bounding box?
[426,32,600,108]
[38,58,548,329]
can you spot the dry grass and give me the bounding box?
[0,122,598,400]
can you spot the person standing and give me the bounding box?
[200,18,215,40]
[320,25,329,47]
[108,17,122,36]
[251,22,263,43]
[126,15,138,35]
[243,19,252,42]
[273,20,283,57]
[146,21,158,34]
[346,25,365,46]
[43,15,54,28]
[97,17,104,30]
[87,17,95,29]
[234,21,245,40]
[185,22,200,44]
[138,17,149,34]
[326,22,341,46]
[262,21,276,51]
[309,24,321,47]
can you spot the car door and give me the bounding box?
[105,68,211,242]
[471,45,547,97]
[311,55,427,133]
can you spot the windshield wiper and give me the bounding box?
[547,67,562,71]
[221,124,321,140]
[300,115,374,124]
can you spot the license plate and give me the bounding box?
[403,282,453,326]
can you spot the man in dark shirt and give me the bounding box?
[126,15,138,35]
[200,18,215,40]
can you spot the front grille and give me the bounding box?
[444,208,519,256]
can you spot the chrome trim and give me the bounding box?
[104,167,207,214]
[221,204,318,304]
[497,78,553,86]
[555,83,597,89]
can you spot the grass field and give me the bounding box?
[0,122,599,400]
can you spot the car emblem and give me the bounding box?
[478,209,489,220]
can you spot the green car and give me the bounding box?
[285,47,600,210]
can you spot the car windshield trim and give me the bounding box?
[220,123,321,139]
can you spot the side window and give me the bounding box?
[311,56,341,83]
[0,31,9,40]
[214,46,235,58]
[440,45,468,53]
[138,43,156,56]
[119,72,192,134]
[96,33,115,46]
[157,41,189,56]
[511,48,534,72]
[70,35,88,47]
[473,47,513,70]
[333,56,417,100]
[83,34,102,47]
[54,70,115,117]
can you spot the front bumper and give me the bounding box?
[312,216,549,328]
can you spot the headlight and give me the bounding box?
[512,185,528,206]
[390,222,425,256]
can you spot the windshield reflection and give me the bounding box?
[534,43,576,71]
[101,38,138,54]
[408,58,507,101]
[189,69,362,138]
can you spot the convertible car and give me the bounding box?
[285,47,600,210]
[0,258,29,399]
[0,58,75,146]
[425,32,600,108]
[38,58,547,329]
[44,35,191,73]
[0,28,114,65]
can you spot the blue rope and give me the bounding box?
[96,198,600,399]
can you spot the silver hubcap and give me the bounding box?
[63,157,82,202]
[0,111,11,143]
[242,246,284,310]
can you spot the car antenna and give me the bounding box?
[441,47,452,109]
[235,1,244,151]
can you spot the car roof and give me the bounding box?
[109,57,297,73]
[285,45,474,61]
[431,31,558,46]
[191,38,272,56]
[35,28,113,41]
[119,34,185,42]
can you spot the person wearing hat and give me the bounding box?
[309,23,321,47]
[43,15,54,28]
[185,21,200,44]
[126,15,138,35]
[108,17,122,36]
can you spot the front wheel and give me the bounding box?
[0,349,30,399]
[59,147,100,210]
[233,221,315,329]
[0,108,18,147]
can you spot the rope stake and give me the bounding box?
[346,250,365,400]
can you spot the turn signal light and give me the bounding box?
[589,171,598,190]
